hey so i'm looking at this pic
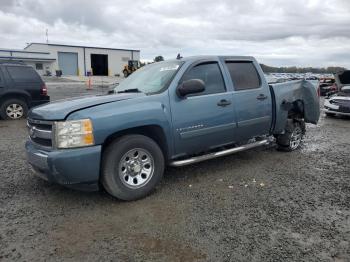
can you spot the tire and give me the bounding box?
[325,112,336,117]
[276,119,304,152]
[101,134,165,201]
[0,98,28,120]
[123,70,129,78]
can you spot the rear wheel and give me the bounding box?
[0,98,28,120]
[101,135,164,201]
[276,120,304,152]
[123,70,129,78]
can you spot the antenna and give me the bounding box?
[46,29,49,43]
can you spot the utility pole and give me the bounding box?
[46,29,49,44]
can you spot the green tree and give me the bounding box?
[154,56,164,62]
[260,64,346,74]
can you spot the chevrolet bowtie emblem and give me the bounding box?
[29,126,36,138]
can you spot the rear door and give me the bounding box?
[5,65,43,101]
[0,67,5,97]
[224,61,272,141]
[170,60,236,156]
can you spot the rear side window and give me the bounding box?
[182,62,226,96]
[225,62,260,91]
[6,66,41,82]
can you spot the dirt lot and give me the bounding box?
[0,85,349,262]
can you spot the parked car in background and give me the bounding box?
[324,70,350,117]
[305,76,319,80]
[0,61,49,120]
[318,77,338,96]
[25,56,320,200]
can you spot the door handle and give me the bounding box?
[217,99,231,107]
[257,94,268,100]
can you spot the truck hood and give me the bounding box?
[29,93,145,120]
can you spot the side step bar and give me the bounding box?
[169,139,269,167]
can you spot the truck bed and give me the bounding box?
[270,80,320,134]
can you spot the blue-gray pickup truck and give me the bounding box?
[26,56,320,200]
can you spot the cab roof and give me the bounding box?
[166,55,257,63]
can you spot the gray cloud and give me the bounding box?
[0,0,349,67]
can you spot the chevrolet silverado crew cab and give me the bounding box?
[26,56,320,200]
[0,61,49,120]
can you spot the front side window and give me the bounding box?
[115,61,183,94]
[181,62,226,96]
[225,62,261,91]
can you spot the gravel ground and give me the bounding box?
[0,85,349,262]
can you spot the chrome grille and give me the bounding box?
[27,119,53,148]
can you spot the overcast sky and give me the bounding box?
[1,0,350,68]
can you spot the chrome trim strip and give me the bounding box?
[170,139,268,167]
[32,128,52,139]
[180,122,236,139]
[237,116,271,127]
[27,119,53,125]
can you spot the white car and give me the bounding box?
[324,70,350,117]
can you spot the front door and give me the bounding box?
[170,61,236,156]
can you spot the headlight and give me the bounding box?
[54,119,94,149]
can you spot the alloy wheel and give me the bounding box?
[119,148,154,189]
[6,104,24,119]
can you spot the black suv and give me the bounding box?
[0,61,50,120]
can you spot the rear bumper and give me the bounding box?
[30,97,50,108]
[25,140,101,191]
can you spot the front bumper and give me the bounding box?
[323,108,350,116]
[324,99,350,116]
[25,140,101,191]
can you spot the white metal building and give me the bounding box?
[0,43,140,76]
[0,48,55,75]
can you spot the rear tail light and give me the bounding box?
[317,86,320,97]
[41,84,48,96]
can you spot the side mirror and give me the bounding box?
[177,79,205,97]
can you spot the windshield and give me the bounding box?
[115,61,183,94]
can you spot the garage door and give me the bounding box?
[57,52,78,75]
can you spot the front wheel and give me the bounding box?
[276,120,304,152]
[101,135,165,201]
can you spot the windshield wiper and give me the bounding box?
[117,88,142,93]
